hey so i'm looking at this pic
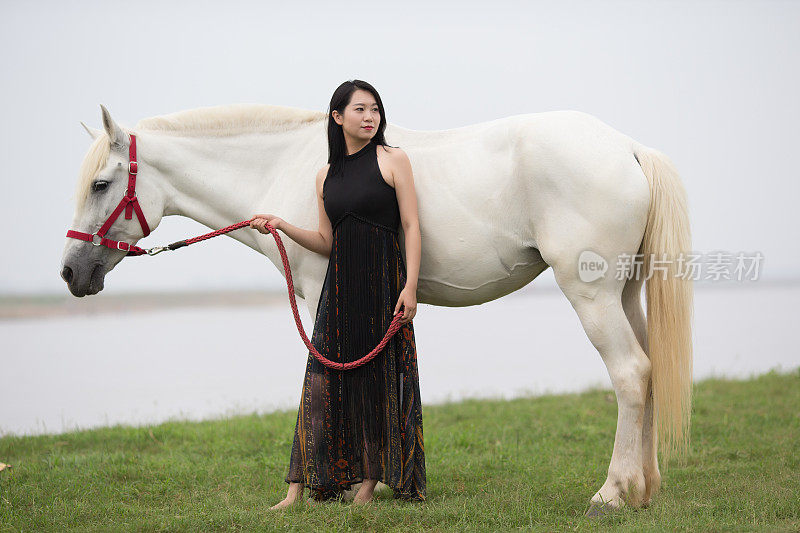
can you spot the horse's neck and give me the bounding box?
[139,128,318,247]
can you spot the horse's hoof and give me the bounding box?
[584,500,616,518]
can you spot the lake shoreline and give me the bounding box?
[2,278,795,320]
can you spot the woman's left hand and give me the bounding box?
[393,285,417,325]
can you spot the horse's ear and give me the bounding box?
[99,104,127,149]
[80,121,103,140]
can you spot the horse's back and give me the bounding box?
[383,111,651,306]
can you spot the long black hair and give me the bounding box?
[326,79,394,178]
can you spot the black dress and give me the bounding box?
[285,140,426,501]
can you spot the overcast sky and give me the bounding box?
[1,0,797,295]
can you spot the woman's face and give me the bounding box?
[334,89,380,142]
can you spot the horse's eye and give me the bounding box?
[92,180,109,192]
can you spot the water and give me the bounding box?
[1,283,798,437]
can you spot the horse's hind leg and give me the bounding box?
[541,245,651,512]
[622,275,661,505]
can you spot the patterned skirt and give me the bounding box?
[285,212,426,501]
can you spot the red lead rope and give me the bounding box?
[133,218,405,371]
[256,220,406,370]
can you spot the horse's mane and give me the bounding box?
[74,104,328,211]
[74,133,112,212]
[135,104,327,136]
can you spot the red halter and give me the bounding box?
[66,133,152,256]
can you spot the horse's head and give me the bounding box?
[61,105,166,297]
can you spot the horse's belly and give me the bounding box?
[415,239,549,307]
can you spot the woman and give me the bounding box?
[250,80,426,507]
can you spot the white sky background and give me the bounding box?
[0,0,798,295]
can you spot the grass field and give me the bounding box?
[1,369,798,531]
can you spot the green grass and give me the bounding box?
[1,369,798,532]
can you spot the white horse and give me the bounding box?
[61,103,693,514]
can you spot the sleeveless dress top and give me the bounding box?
[285,139,426,501]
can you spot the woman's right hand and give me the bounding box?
[250,214,284,234]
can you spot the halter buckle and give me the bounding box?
[116,241,129,251]
[128,161,138,174]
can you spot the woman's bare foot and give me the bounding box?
[353,479,378,504]
[270,482,304,510]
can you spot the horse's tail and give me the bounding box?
[633,144,694,466]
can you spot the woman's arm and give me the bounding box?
[250,166,333,257]
[390,148,421,323]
